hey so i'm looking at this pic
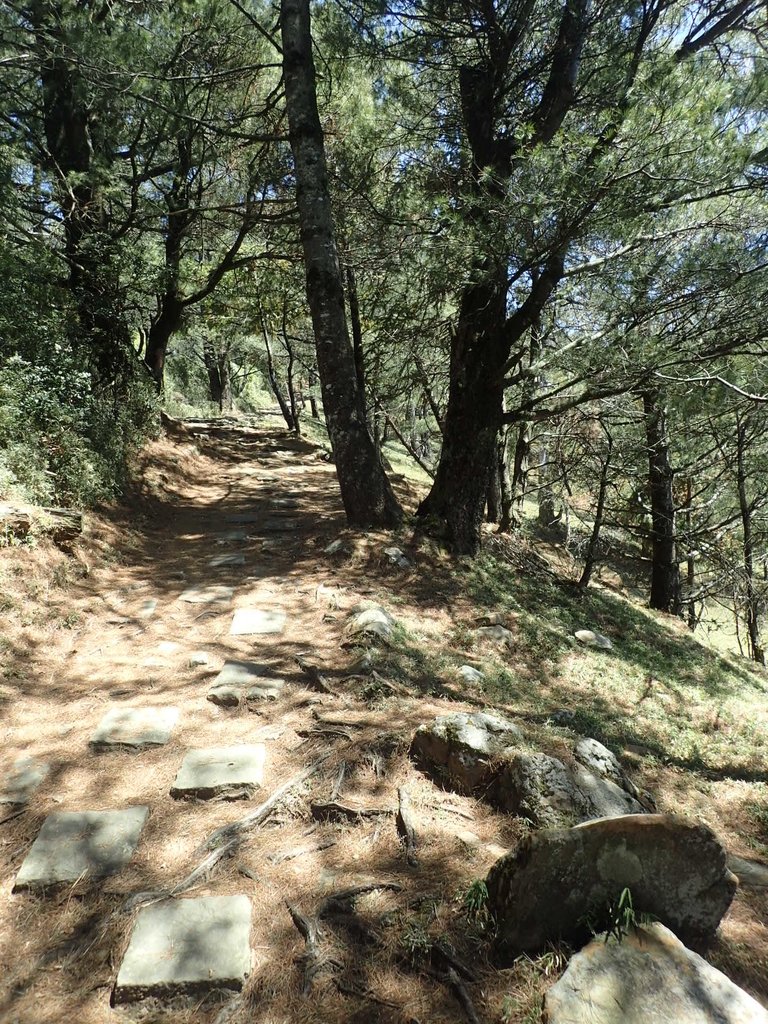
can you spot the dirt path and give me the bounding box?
[0,417,513,1024]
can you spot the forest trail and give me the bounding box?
[1,414,768,1023]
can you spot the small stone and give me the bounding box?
[458,665,484,685]
[270,498,299,509]
[209,553,246,568]
[230,608,286,635]
[345,604,396,644]
[13,807,148,891]
[383,546,409,568]
[179,585,234,604]
[0,757,50,805]
[90,707,179,750]
[543,923,768,1024]
[170,745,266,800]
[114,895,252,1004]
[216,529,248,543]
[138,599,157,619]
[324,539,345,555]
[188,651,209,667]
[475,624,514,643]
[575,629,613,650]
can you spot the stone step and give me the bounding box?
[170,745,266,800]
[13,807,148,892]
[114,895,252,1005]
[90,707,179,750]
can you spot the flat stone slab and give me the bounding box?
[214,660,274,686]
[90,707,179,750]
[0,757,50,805]
[728,853,768,888]
[225,513,260,524]
[179,585,234,604]
[114,895,251,1003]
[170,745,266,799]
[215,529,248,543]
[259,518,300,532]
[13,807,148,891]
[230,608,286,635]
[209,553,246,568]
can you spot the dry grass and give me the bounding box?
[0,416,766,1023]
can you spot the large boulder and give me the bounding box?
[543,922,768,1024]
[492,752,645,827]
[410,711,524,793]
[487,814,737,961]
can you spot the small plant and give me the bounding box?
[461,879,489,926]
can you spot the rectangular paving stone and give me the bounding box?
[170,746,266,800]
[259,518,300,532]
[215,529,248,543]
[0,757,50,805]
[13,806,149,891]
[179,584,235,604]
[90,707,179,750]
[214,660,273,687]
[209,553,246,568]
[114,895,252,1003]
[230,608,286,636]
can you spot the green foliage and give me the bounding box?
[460,879,489,927]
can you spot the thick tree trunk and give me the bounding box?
[280,0,401,527]
[643,389,681,615]
[145,295,184,387]
[736,414,764,664]
[203,338,232,412]
[31,0,130,388]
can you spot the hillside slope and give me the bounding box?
[0,414,766,1024]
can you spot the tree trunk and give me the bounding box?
[203,338,232,412]
[262,325,297,432]
[280,0,401,527]
[579,424,613,589]
[643,389,681,615]
[145,294,184,387]
[736,413,764,664]
[31,0,131,389]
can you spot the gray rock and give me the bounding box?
[230,608,286,635]
[0,757,49,805]
[114,895,251,1004]
[728,853,768,889]
[90,707,179,750]
[324,539,345,555]
[493,750,645,827]
[345,604,396,644]
[170,745,266,799]
[209,553,246,568]
[188,651,210,667]
[411,711,524,793]
[475,624,514,644]
[573,737,625,787]
[543,923,768,1024]
[457,665,484,685]
[13,807,149,891]
[214,660,273,687]
[260,518,299,532]
[216,529,248,543]
[383,546,409,568]
[574,629,613,650]
[226,513,260,524]
[486,814,737,960]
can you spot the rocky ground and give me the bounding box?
[0,414,767,1024]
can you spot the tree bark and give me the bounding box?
[578,423,613,589]
[643,389,681,615]
[280,0,401,527]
